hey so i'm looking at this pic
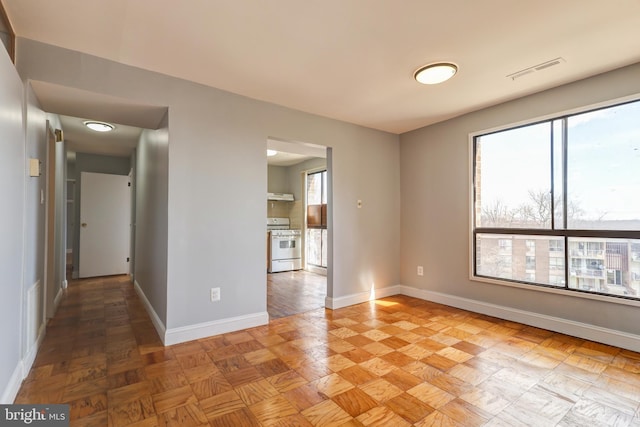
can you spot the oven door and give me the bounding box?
[271,233,301,260]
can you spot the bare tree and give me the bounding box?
[517,189,551,227]
[481,200,515,227]
[481,189,584,228]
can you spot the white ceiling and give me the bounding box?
[5,0,640,136]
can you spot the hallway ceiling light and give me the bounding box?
[414,62,458,85]
[267,149,278,157]
[84,120,115,132]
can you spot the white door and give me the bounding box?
[79,172,131,278]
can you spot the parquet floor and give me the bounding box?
[15,275,640,426]
[267,270,326,319]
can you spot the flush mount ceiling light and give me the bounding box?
[267,149,278,157]
[414,62,458,85]
[84,120,115,132]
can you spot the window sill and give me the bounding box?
[471,274,640,308]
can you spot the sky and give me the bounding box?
[478,99,640,225]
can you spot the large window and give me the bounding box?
[473,99,640,300]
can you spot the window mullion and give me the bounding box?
[562,117,568,230]
[550,123,555,230]
[562,118,569,290]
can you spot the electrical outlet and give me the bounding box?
[210,287,221,302]
[417,266,424,276]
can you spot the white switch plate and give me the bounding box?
[210,287,221,302]
[29,158,41,177]
[417,266,424,276]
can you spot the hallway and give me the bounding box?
[15,275,163,424]
[15,276,640,426]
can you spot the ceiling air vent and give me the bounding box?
[507,57,565,81]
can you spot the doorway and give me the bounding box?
[266,138,330,319]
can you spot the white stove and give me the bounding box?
[267,217,291,230]
[267,218,302,273]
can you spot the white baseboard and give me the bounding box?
[326,285,402,310]
[134,280,270,346]
[1,362,23,404]
[62,280,68,290]
[53,286,63,309]
[134,280,167,345]
[164,312,269,346]
[398,285,640,353]
[3,319,44,403]
[22,322,45,380]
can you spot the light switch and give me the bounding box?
[29,158,41,177]
[357,199,362,209]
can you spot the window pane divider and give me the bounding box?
[475,228,640,239]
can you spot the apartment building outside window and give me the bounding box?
[473,98,640,300]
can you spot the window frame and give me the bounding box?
[306,169,328,268]
[469,95,640,307]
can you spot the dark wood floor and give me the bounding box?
[15,275,640,426]
[267,270,326,319]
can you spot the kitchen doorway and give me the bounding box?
[266,138,330,319]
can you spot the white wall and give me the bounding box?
[135,113,169,326]
[16,38,401,340]
[0,48,26,402]
[400,62,640,339]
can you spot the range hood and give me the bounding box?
[268,192,294,201]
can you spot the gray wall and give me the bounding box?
[23,84,47,354]
[72,153,131,276]
[400,62,640,336]
[0,47,25,402]
[267,165,288,194]
[16,38,401,331]
[135,113,169,325]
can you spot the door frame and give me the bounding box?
[43,123,58,320]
